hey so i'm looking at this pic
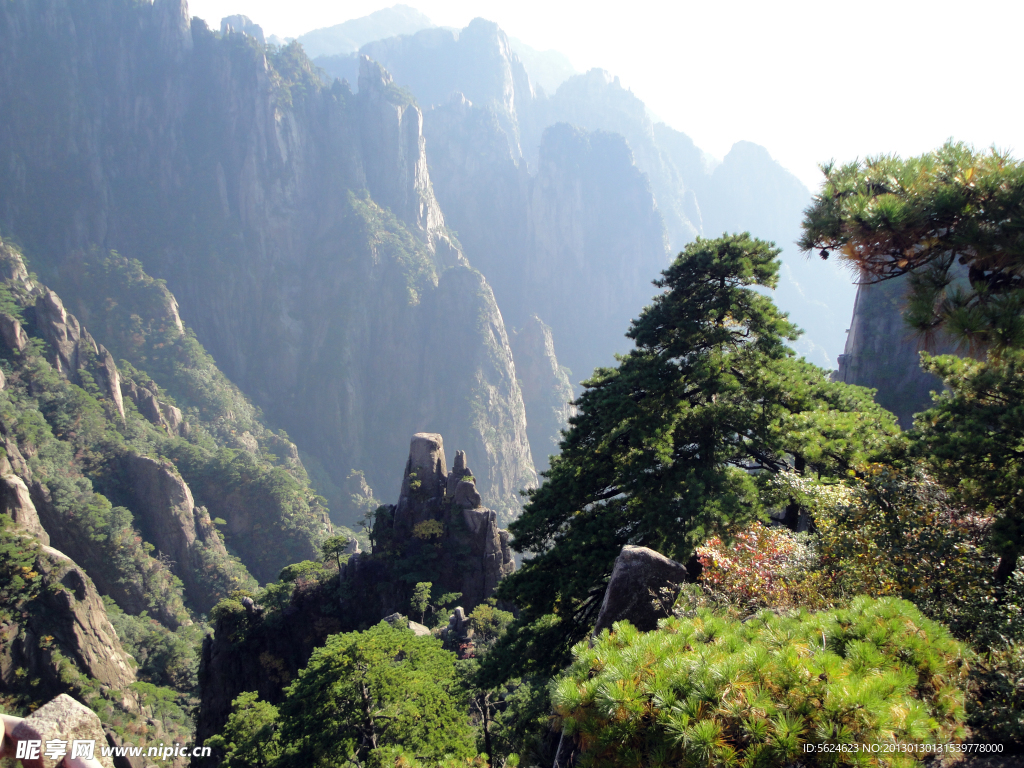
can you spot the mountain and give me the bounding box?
[296,4,432,59]
[0,234,331,756]
[0,0,541,524]
[351,19,854,370]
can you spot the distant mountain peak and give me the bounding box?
[296,4,434,59]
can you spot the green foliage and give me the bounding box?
[911,350,1024,581]
[554,597,968,767]
[272,621,475,767]
[102,597,202,690]
[205,691,282,768]
[468,602,513,645]
[277,560,326,584]
[490,235,898,682]
[800,141,1024,351]
[0,514,41,623]
[167,444,328,583]
[320,533,349,571]
[411,581,432,624]
[968,642,1024,747]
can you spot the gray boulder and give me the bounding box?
[11,693,115,768]
[592,545,688,636]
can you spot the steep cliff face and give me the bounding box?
[0,514,138,716]
[361,19,537,158]
[834,277,957,428]
[508,316,575,472]
[358,20,851,369]
[425,100,668,381]
[0,0,536,522]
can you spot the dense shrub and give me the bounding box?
[552,596,968,767]
[696,522,823,610]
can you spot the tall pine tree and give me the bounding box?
[485,234,897,682]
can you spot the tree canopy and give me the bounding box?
[486,235,898,682]
[799,141,1024,351]
[911,350,1024,582]
[275,622,475,767]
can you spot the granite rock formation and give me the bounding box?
[10,694,116,768]
[508,316,576,471]
[360,19,851,370]
[0,542,136,705]
[592,545,689,636]
[834,276,959,428]
[196,433,517,752]
[0,468,49,545]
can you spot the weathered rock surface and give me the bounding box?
[0,546,136,701]
[0,472,49,545]
[121,379,187,437]
[508,315,576,471]
[0,2,535,526]
[835,277,959,428]
[0,312,28,352]
[592,545,689,636]
[30,290,124,419]
[112,453,233,611]
[11,694,115,768]
[376,433,516,607]
[196,433,516,753]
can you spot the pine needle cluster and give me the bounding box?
[553,597,968,768]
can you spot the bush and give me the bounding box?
[696,522,822,610]
[552,596,969,767]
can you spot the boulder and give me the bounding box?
[592,545,688,636]
[30,547,136,691]
[11,694,115,768]
[0,473,48,544]
[408,620,431,637]
[0,312,28,352]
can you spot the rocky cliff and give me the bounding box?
[356,19,851,370]
[834,277,959,428]
[508,316,575,472]
[0,1,536,523]
[195,432,516,754]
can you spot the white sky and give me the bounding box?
[185,0,1024,191]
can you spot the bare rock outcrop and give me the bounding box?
[592,545,689,636]
[113,453,231,610]
[120,379,187,436]
[375,433,516,610]
[29,290,124,419]
[508,315,576,471]
[0,546,136,701]
[10,694,116,768]
[0,312,28,352]
[834,277,959,428]
[0,471,48,545]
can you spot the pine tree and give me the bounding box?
[799,141,1024,352]
[484,235,897,682]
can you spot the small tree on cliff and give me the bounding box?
[483,234,898,683]
[321,533,349,572]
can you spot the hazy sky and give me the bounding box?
[186,0,1024,191]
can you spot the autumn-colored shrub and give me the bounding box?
[696,522,819,609]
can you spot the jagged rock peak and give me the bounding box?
[358,54,395,93]
[220,15,265,45]
[0,470,49,545]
